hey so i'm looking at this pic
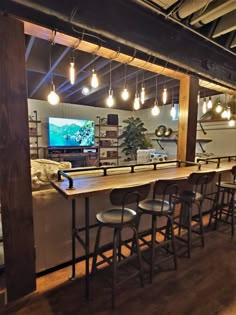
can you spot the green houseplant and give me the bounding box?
[119,117,152,161]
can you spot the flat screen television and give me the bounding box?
[48,117,95,147]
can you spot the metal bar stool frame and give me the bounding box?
[138,179,183,283]
[91,183,151,309]
[212,166,236,236]
[174,171,216,258]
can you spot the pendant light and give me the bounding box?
[162,86,167,105]
[140,71,145,104]
[202,97,207,114]
[133,72,140,110]
[228,119,235,127]
[216,100,222,113]
[121,64,129,101]
[106,60,114,107]
[91,67,98,88]
[197,91,200,104]
[48,83,60,105]
[69,55,75,85]
[170,88,176,119]
[47,37,60,105]
[207,96,212,109]
[152,75,160,116]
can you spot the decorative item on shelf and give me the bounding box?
[106,130,117,138]
[107,114,118,125]
[29,127,37,136]
[155,125,166,137]
[99,140,111,147]
[107,151,118,158]
[100,130,106,137]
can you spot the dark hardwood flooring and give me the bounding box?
[1,223,236,315]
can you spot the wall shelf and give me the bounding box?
[152,137,212,152]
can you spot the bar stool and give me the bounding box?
[138,179,183,283]
[174,171,216,257]
[213,165,236,236]
[91,182,151,309]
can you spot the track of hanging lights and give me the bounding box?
[47,34,60,105]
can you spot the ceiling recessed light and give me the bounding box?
[82,87,90,95]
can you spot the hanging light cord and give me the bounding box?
[109,60,112,90]
[155,75,158,99]
[124,63,127,87]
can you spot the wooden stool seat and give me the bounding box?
[139,199,172,215]
[96,208,136,225]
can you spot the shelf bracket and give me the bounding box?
[199,122,207,135]
[198,141,206,153]
[156,140,164,150]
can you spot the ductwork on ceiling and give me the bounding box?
[212,10,236,38]
[173,0,213,20]
[190,0,236,27]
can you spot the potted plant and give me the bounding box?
[119,117,152,161]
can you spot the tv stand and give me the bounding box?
[47,147,98,167]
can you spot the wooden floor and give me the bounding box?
[1,223,236,315]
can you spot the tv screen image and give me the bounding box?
[48,117,95,147]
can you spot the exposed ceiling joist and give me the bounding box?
[190,0,236,26]
[212,10,236,38]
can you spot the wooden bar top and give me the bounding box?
[51,161,236,200]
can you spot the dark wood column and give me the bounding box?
[177,76,199,162]
[0,16,36,301]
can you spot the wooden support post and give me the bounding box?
[177,75,199,162]
[0,16,36,301]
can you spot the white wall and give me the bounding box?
[28,99,132,149]
[28,97,236,160]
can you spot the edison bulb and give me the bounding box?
[91,69,98,88]
[48,90,60,105]
[140,86,145,104]
[134,94,140,110]
[106,90,114,107]
[121,87,129,101]
[162,88,167,105]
